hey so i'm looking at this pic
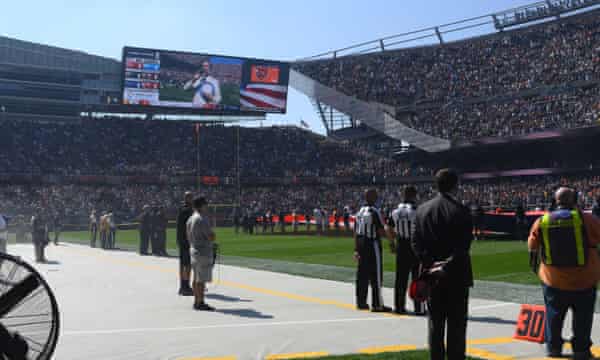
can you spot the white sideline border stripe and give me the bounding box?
[57,317,399,336]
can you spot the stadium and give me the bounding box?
[1,0,600,359]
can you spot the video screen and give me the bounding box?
[122,47,290,113]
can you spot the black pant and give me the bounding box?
[543,284,596,356]
[100,231,107,249]
[90,224,97,247]
[108,229,116,249]
[395,240,423,313]
[157,230,166,254]
[428,283,469,360]
[150,231,160,254]
[356,238,383,308]
[139,229,150,254]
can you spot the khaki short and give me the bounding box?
[191,255,214,283]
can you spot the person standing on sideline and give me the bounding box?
[411,169,473,360]
[387,186,424,315]
[278,209,286,233]
[528,187,600,360]
[292,209,298,233]
[313,207,322,236]
[354,189,396,312]
[107,212,116,249]
[99,212,109,249]
[31,214,48,263]
[343,206,351,232]
[157,207,168,256]
[176,192,194,296]
[186,196,217,311]
[321,208,329,234]
[138,205,151,255]
[89,210,98,248]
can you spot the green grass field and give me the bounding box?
[60,227,537,285]
[159,83,240,106]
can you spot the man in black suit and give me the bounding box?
[176,192,194,296]
[411,169,473,360]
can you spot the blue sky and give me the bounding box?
[1,0,535,134]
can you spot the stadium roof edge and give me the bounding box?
[0,34,120,65]
[296,0,600,61]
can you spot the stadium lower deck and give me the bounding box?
[7,242,600,360]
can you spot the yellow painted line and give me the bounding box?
[466,347,515,360]
[265,352,329,359]
[180,357,236,360]
[467,337,515,346]
[218,279,357,310]
[358,344,418,354]
[564,343,600,357]
[62,245,408,317]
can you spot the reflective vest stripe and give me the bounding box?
[572,210,585,266]
[541,213,552,265]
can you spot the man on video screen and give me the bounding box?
[183,60,222,109]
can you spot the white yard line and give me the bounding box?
[58,317,400,336]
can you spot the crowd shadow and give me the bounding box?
[216,308,273,319]
[206,293,252,303]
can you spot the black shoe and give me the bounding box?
[414,310,427,316]
[573,351,591,360]
[546,350,562,358]
[193,303,215,311]
[178,287,194,296]
[372,306,393,313]
[393,308,407,315]
[357,304,370,311]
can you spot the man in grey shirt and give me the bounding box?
[186,196,217,311]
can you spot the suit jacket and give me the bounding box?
[411,193,474,288]
[176,204,194,247]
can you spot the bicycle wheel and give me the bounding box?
[0,252,60,360]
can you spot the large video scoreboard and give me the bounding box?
[121,47,290,114]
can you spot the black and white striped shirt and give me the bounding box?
[391,203,417,241]
[355,206,384,240]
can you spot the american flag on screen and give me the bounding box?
[240,83,288,111]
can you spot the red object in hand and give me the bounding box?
[409,278,431,302]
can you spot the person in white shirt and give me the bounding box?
[387,186,424,315]
[313,207,322,235]
[183,61,222,108]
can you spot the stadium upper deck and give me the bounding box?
[293,3,600,144]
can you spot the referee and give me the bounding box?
[176,192,194,296]
[387,186,424,315]
[354,189,395,312]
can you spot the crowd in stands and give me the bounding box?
[1,174,598,224]
[294,10,600,140]
[0,117,425,178]
[411,85,600,140]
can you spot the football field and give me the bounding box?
[60,228,538,285]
